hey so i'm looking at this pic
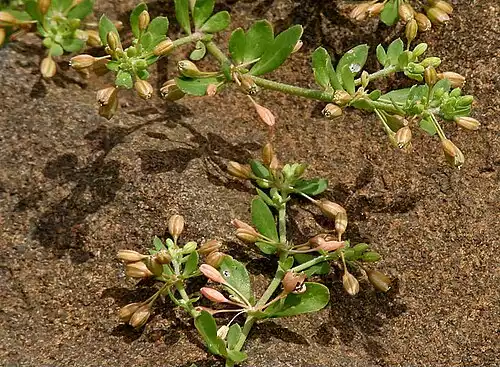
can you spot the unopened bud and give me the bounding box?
[129,304,150,328]
[367,270,391,292]
[420,57,441,68]
[414,12,432,32]
[97,86,117,106]
[455,116,480,131]
[342,270,360,296]
[227,161,252,179]
[334,90,352,106]
[106,31,121,51]
[367,2,384,16]
[0,28,5,46]
[240,74,259,95]
[437,71,465,88]
[69,54,95,70]
[99,93,119,119]
[236,228,259,243]
[441,139,464,168]
[426,7,450,24]
[430,0,453,14]
[316,199,346,220]
[322,103,342,119]
[160,79,185,101]
[155,250,172,264]
[117,249,147,262]
[40,57,56,78]
[134,79,153,100]
[178,60,202,77]
[118,302,142,322]
[125,261,153,278]
[182,241,197,254]
[201,287,230,303]
[0,11,18,25]
[292,40,303,53]
[424,66,438,86]
[154,38,174,56]
[335,211,348,237]
[398,3,414,22]
[350,3,370,21]
[405,19,418,44]
[198,239,222,255]
[458,95,474,106]
[146,257,163,277]
[38,0,50,14]
[250,98,275,126]
[205,251,226,268]
[206,83,217,96]
[395,126,412,149]
[168,214,185,240]
[217,325,229,339]
[138,10,150,31]
[262,142,274,166]
[199,264,227,284]
[231,219,256,232]
[85,30,101,47]
[282,272,307,294]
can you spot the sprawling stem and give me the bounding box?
[205,40,230,65]
[355,65,397,86]
[172,32,206,48]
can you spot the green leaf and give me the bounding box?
[379,88,411,104]
[175,76,224,96]
[361,251,382,262]
[419,116,437,136]
[152,236,166,252]
[49,43,64,56]
[376,44,387,65]
[294,254,331,276]
[220,256,252,302]
[129,2,148,38]
[336,44,369,80]
[98,14,118,46]
[183,251,199,277]
[25,0,42,23]
[139,31,154,51]
[380,0,399,26]
[229,28,245,64]
[174,0,191,35]
[353,243,370,255]
[61,38,85,53]
[312,47,332,90]
[255,188,274,207]
[431,78,451,98]
[190,40,207,60]
[106,61,119,71]
[148,17,169,38]
[227,324,242,350]
[249,160,270,179]
[340,65,355,95]
[200,11,230,33]
[249,24,303,76]
[115,70,133,89]
[193,0,214,29]
[67,0,93,19]
[243,20,274,63]
[264,282,330,317]
[227,350,247,363]
[194,311,225,356]
[293,178,328,196]
[386,38,404,66]
[255,241,277,255]
[137,69,150,80]
[251,197,278,241]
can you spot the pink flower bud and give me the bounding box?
[201,287,230,304]
[199,264,226,284]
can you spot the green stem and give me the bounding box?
[290,254,332,272]
[205,40,230,65]
[355,65,398,86]
[249,76,335,102]
[172,32,205,48]
[175,281,198,318]
[429,112,447,140]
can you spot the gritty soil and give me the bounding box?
[0,0,499,366]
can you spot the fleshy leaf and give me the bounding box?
[115,70,133,89]
[175,76,224,96]
[293,178,328,196]
[148,17,169,38]
[129,3,148,38]
[419,116,437,136]
[193,0,214,29]
[249,160,270,179]
[380,0,399,26]
[263,282,330,317]
[49,43,64,56]
[376,44,387,65]
[190,40,207,60]
[183,251,199,277]
[194,311,226,356]
[98,14,118,46]
[255,242,277,255]
[312,47,332,90]
[227,324,242,350]
[67,0,93,19]
[294,254,331,276]
[379,88,411,104]
[386,38,404,66]
[174,0,191,35]
[340,64,355,95]
[251,197,278,241]
[227,350,247,363]
[220,256,252,302]
[249,24,303,76]
[336,44,368,80]
[243,20,274,63]
[229,28,245,64]
[200,11,230,33]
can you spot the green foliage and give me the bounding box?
[219,256,253,302]
[263,283,330,317]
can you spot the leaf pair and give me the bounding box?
[175,0,230,34]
